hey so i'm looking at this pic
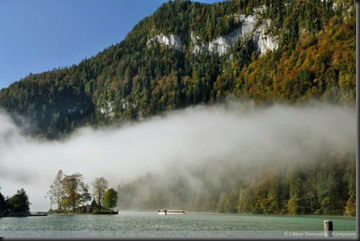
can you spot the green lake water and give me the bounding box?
[0,212,356,238]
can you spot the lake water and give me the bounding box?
[0,212,356,238]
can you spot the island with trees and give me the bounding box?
[46,170,118,214]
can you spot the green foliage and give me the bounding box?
[46,171,119,214]
[92,177,108,207]
[224,191,238,213]
[61,173,91,211]
[0,192,6,216]
[1,189,32,217]
[287,177,305,214]
[103,188,118,210]
[7,189,31,216]
[216,193,226,213]
[344,162,356,216]
[345,196,356,216]
[287,197,304,215]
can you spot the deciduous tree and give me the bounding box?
[61,173,90,211]
[104,188,118,210]
[92,177,109,207]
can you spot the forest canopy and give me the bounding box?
[0,0,355,139]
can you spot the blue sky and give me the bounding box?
[0,0,224,89]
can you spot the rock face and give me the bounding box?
[148,5,278,56]
[191,13,278,56]
[253,19,279,55]
[99,101,115,118]
[147,34,183,50]
[191,27,243,56]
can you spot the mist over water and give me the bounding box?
[0,101,356,211]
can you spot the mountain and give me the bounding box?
[0,0,355,139]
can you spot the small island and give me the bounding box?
[0,170,119,217]
[45,170,118,214]
[48,197,118,215]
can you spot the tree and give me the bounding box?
[104,188,118,210]
[8,188,31,216]
[54,170,64,209]
[92,177,108,207]
[45,184,56,210]
[61,173,90,211]
[0,192,6,216]
[316,167,343,215]
[91,197,98,210]
[46,170,63,210]
[345,163,356,216]
[287,177,305,214]
[79,182,92,206]
[216,192,226,213]
[224,191,238,213]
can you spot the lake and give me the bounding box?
[0,212,356,238]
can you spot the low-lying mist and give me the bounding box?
[0,101,356,211]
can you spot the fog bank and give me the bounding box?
[0,101,356,211]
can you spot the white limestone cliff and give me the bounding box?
[147,34,183,50]
[191,13,278,56]
[148,5,278,57]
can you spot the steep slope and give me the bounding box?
[0,0,355,139]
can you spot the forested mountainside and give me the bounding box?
[116,153,356,216]
[0,0,356,139]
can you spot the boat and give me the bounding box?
[158,209,185,215]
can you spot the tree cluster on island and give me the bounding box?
[0,188,31,217]
[46,170,118,214]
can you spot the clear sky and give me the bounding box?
[0,0,224,89]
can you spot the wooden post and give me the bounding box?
[324,220,333,237]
